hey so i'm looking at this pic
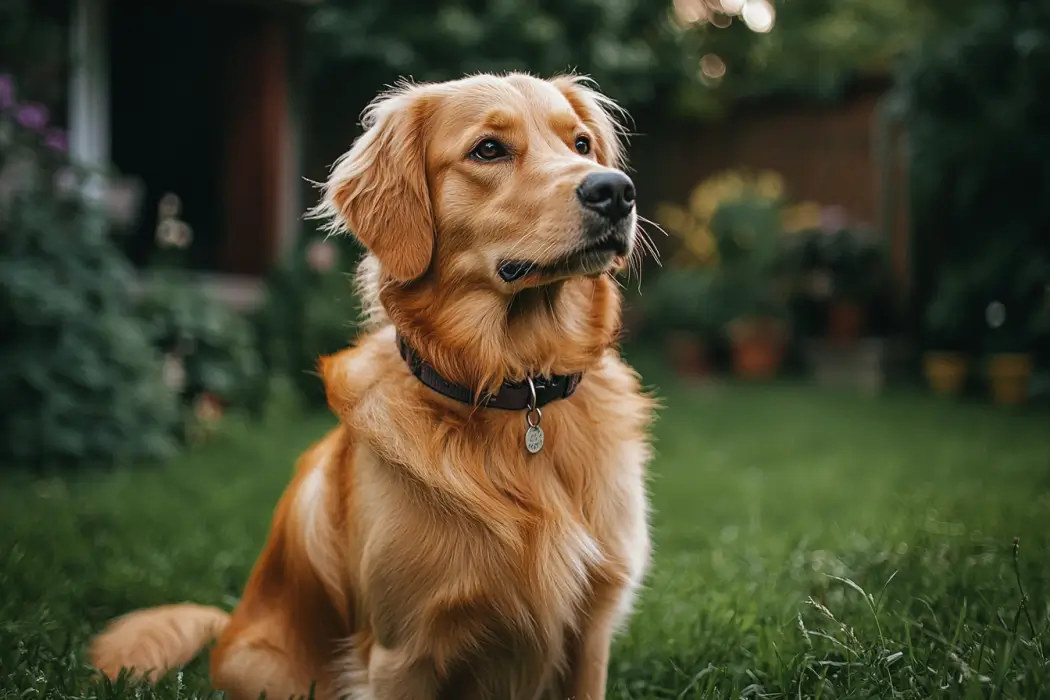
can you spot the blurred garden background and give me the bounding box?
[2,0,1049,697]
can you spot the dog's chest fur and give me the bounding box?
[328,334,653,696]
[354,422,647,667]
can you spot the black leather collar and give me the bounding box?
[397,333,582,411]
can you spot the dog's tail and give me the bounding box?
[89,603,231,682]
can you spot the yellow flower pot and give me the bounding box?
[922,352,968,397]
[987,353,1033,406]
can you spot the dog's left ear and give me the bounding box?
[551,75,629,170]
[309,85,435,283]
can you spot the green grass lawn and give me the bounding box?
[2,361,1049,699]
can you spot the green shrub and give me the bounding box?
[135,271,268,419]
[253,233,363,408]
[895,0,1050,356]
[127,190,269,420]
[779,225,895,338]
[0,70,272,468]
[640,267,725,339]
[706,191,790,323]
[0,140,181,467]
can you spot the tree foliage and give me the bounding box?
[307,0,694,110]
[682,0,937,115]
[894,0,1050,352]
[305,0,944,120]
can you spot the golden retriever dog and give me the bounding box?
[89,72,655,700]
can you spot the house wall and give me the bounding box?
[628,87,911,313]
[632,92,880,223]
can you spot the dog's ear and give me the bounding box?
[310,86,434,282]
[551,75,629,170]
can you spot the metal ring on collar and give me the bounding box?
[525,376,542,427]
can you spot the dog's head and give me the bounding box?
[311,73,638,388]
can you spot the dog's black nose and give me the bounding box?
[576,171,636,222]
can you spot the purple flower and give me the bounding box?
[15,102,49,131]
[44,128,67,152]
[0,74,13,110]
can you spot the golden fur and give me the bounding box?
[89,72,656,700]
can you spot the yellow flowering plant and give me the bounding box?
[648,168,831,344]
[656,169,822,270]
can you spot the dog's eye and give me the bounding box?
[574,136,591,155]
[470,139,508,162]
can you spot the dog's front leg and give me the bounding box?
[563,585,623,700]
[367,645,440,700]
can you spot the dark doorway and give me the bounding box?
[107,1,291,277]
[108,0,232,272]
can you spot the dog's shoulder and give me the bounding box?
[318,324,400,424]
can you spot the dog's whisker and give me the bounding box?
[627,249,643,291]
[636,220,660,250]
[637,215,669,238]
[641,239,661,268]
[634,226,662,268]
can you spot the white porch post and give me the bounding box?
[68,0,109,170]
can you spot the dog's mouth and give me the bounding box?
[497,231,630,284]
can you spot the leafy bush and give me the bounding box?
[779,224,895,338]
[785,226,889,303]
[640,266,724,339]
[253,233,363,408]
[135,272,268,419]
[129,191,269,420]
[923,264,980,352]
[0,77,181,467]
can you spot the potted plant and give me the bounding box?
[708,186,790,379]
[984,330,1033,406]
[822,227,890,347]
[722,275,790,380]
[642,268,720,379]
[975,249,1050,406]
[782,225,890,347]
[656,169,802,380]
[922,267,974,397]
[981,304,1037,407]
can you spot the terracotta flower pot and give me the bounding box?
[727,317,786,380]
[922,351,968,397]
[987,353,1033,406]
[827,300,864,347]
[667,331,710,379]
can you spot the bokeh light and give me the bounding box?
[720,0,745,15]
[742,0,775,33]
[710,12,732,28]
[700,53,727,80]
[673,0,708,26]
[986,301,1006,328]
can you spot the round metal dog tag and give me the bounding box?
[525,425,544,454]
